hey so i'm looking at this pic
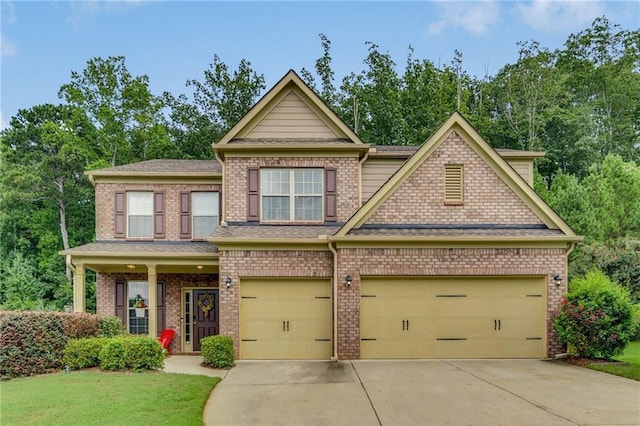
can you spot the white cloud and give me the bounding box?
[428,1,501,36]
[1,34,17,57]
[2,0,16,25]
[0,112,9,131]
[515,0,606,32]
[66,0,148,30]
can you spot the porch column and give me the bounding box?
[147,264,157,338]
[73,263,86,313]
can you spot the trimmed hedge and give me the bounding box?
[63,338,108,369]
[0,311,123,379]
[99,336,164,372]
[201,335,234,368]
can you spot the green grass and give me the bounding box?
[0,372,220,425]
[586,341,640,381]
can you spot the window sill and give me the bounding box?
[443,201,464,206]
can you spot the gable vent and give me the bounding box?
[444,165,464,203]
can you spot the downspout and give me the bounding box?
[66,254,76,312]
[566,242,577,257]
[328,241,339,361]
[358,150,369,207]
[214,151,226,224]
[66,254,76,275]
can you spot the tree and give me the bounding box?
[300,33,338,108]
[58,56,172,166]
[165,55,265,159]
[0,104,96,309]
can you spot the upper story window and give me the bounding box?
[192,192,219,239]
[127,192,153,238]
[261,169,323,222]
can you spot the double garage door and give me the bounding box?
[240,279,332,359]
[238,276,545,359]
[360,276,546,359]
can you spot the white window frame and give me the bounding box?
[127,192,153,238]
[191,192,219,239]
[128,281,148,335]
[260,168,324,222]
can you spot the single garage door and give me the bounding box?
[240,278,332,359]
[360,277,545,359]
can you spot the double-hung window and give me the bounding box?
[261,169,323,222]
[192,192,219,239]
[127,192,153,238]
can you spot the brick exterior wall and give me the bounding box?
[218,249,333,357]
[335,247,567,359]
[366,132,542,225]
[223,157,360,223]
[97,272,218,355]
[95,183,221,240]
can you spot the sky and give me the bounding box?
[1,1,639,130]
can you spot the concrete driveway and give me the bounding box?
[203,359,640,426]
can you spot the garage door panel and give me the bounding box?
[240,279,331,359]
[360,277,545,359]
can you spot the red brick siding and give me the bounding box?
[223,157,359,223]
[366,132,542,225]
[95,183,221,240]
[335,247,566,359]
[96,272,218,355]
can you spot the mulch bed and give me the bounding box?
[564,357,621,367]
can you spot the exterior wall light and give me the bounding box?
[346,275,353,288]
[196,265,204,271]
[225,277,232,288]
[126,264,136,270]
[553,274,562,287]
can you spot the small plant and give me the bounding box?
[98,336,164,372]
[64,337,108,369]
[554,270,635,359]
[133,296,147,309]
[201,335,234,368]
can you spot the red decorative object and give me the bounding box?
[159,329,175,355]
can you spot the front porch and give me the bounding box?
[61,241,220,353]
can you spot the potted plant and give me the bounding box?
[133,297,147,318]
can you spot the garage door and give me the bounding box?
[240,279,332,359]
[360,277,545,359]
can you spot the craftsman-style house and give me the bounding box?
[62,70,581,359]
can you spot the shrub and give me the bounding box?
[554,271,635,359]
[0,311,124,379]
[97,316,123,337]
[123,336,164,372]
[201,335,234,368]
[99,337,127,371]
[99,336,164,372]
[64,337,108,369]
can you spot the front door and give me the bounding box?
[193,289,219,351]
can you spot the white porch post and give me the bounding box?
[147,264,157,338]
[73,263,86,313]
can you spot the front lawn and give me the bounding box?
[585,341,640,381]
[0,372,220,425]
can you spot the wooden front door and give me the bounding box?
[193,289,219,351]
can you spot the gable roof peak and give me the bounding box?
[214,69,365,149]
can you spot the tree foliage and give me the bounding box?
[1,18,638,312]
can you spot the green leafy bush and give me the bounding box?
[99,337,127,371]
[63,338,108,369]
[99,336,164,372]
[201,335,234,368]
[0,311,123,379]
[554,271,635,359]
[97,315,123,337]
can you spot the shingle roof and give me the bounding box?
[347,228,566,237]
[211,225,340,240]
[87,159,221,175]
[60,241,217,255]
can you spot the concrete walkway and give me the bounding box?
[201,359,640,426]
[163,355,230,379]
